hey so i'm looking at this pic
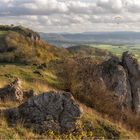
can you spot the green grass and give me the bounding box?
[0,63,62,92]
[89,44,140,62]
[0,31,8,36]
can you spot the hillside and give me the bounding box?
[0,25,140,139]
[68,45,112,59]
[49,52,140,135]
[0,25,69,64]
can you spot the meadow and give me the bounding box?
[90,44,140,62]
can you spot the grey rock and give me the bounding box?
[122,51,140,115]
[5,91,82,134]
[0,78,23,102]
[102,57,132,109]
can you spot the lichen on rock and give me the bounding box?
[5,91,82,134]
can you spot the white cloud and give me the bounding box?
[0,0,140,32]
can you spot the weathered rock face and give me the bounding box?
[122,52,140,115]
[101,52,140,115]
[0,79,23,102]
[0,25,40,42]
[6,91,82,134]
[102,57,132,109]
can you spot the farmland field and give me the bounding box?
[89,44,140,62]
[0,31,8,36]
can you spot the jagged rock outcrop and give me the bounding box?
[0,78,23,102]
[5,91,82,134]
[102,57,132,109]
[122,52,140,115]
[0,25,40,42]
[101,52,140,115]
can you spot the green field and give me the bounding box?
[89,44,140,62]
[0,31,8,36]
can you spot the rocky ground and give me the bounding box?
[0,77,138,139]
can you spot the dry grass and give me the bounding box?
[52,57,140,135]
[0,102,138,139]
[0,57,139,138]
[80,103,139,138]
[0,116,41,139]
[0,64,62,94]
[0,102,19,110]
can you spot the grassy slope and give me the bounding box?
[0,63,61,92]
[0,29,69,64]
[0,27,139,139]
[0,63,139,139]
[49,56,140,138]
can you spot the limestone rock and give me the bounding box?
[122,51,140,115]
[102,57,132,109]
[0,78,23,102]
[5,91,82,134]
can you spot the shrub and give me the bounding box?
[53,56,140,132]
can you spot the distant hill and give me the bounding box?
[40,32,67,41]
[40,31,140,47]
[68,45,112,59]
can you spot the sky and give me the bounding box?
[0,0,140,33]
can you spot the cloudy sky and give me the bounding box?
[0,0,140,33]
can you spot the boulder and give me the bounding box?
[122,51,140,115]
[0,78,23,102]
[5,91,82,134]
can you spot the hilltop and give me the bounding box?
[0,25,69,64]
[67,45,112,59]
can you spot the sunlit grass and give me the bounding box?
[0,64,61,92]
[90,44,140,62]
[0,31,8,36]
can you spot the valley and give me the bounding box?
[41,32,140,62]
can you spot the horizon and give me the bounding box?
[41,30,140,34]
